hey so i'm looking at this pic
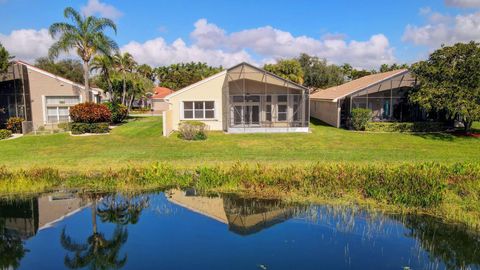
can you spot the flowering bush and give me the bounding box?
[69,102,111,123]
[6,117,24,133]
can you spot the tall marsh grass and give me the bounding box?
[1,162,479,229]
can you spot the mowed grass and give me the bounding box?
[0,116,479,170]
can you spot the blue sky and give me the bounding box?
[1,0,480,69]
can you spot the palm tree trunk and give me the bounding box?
[92,199,98,235]
[83,60,91,102]
[107,77,114,102]
[128,94,134,111]
[121,71,127,105]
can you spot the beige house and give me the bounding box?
[162,62,310,136]
[0,61,105,131]
[310,69,418,127]
[151,86,174,112]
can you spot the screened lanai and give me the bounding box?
[223,63,309,133]
[0,63,32,127]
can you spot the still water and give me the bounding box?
[0,189,479,270]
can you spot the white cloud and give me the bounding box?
[122,37,254,68]
[124,19,396,69]
[81,0,122,20]
[445,0,480,8]
[0,29,56,63]
[403,8,480,47]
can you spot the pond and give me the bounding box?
[0,189,479,270]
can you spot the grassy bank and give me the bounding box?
[0,117,479,170]
[1,162,479,230]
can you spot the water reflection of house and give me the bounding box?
[0,193,88,240]
[167,189,293,235]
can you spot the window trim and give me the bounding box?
[181,101,216,120]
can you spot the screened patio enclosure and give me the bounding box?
[224,63,309,133]
[0,63,32,127]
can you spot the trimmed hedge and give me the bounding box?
[0,129,12,140]
[70,103,111,123]
[71,122,110,135]
[178,121,207,140]
[365,122,446,132]
[6,117,23,133]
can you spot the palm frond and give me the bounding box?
[63,7,83,27]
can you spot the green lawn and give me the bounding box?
[0,116,479,170]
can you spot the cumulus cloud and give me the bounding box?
[445,0,480,8]
[0,29,56,62]
[403,8,480,47]
[81,0,122,20]
[124,19,396,69]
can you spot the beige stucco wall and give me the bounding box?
[152,99,169,112]
[310,99,340,127]
[165,72,227,133]
[27,67,86,127]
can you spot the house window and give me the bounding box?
[183,101,215,119]
[278,105,288,121]
[45,96,80,123]
[266,104,272,121]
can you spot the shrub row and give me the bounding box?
[0,129,12,140]
[71,122,110,135]
[365,122,446,132]
[178,121,208,140]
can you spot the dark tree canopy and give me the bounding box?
[35,57,85,84]
[297,53,344,89]
[411,41,480,131]
[155,62,223,91]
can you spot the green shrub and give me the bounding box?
[69,102,111,123]
[57,122,71,131]
[178,121,208,140]
[350,108,372,130]
[365,122,446,132]
[0,129,12,140]
[6,117,24,133]
[71,122,110,134]
[104,102,128,124]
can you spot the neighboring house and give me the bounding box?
[151,86,174,112]
[310,69,423,128]
[0,61,105,130]
[162,62,310,136]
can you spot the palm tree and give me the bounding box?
[97,194,150,225]
[113,52,136,105]
[48,7,118,102]
[91,55,114,101]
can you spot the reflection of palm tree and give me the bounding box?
[0,232,26,269]
[61,226,127,270]
[97,194,150,225]
[61,195,128,270]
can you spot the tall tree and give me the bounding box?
[0,43,12,73]
[113,52,136,105]
[48,7,118,102]
[155,62,222,90]
[136,64,155,82]
[379,63,409,73]
[411,41,480,132]
[264,59,304,84]
[298,53,344,89]
[91,55,114,100]
[35,57,84,84]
